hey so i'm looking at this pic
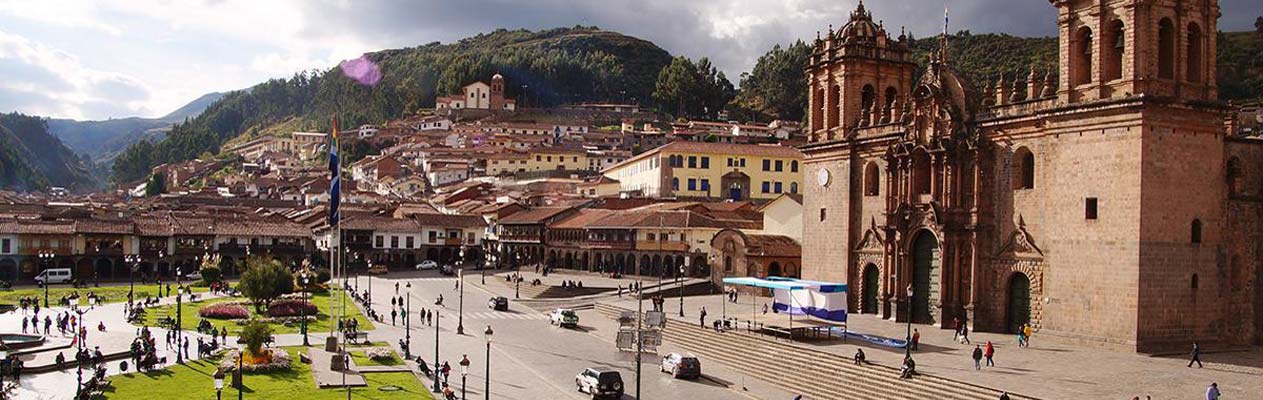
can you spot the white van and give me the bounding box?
[35,268,73,284]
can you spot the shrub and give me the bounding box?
[200,266,222,285]
[316,268,330,284]
[240,320,272,357]
[266,299,317,317]
[199,303,250,319]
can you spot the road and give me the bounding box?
[357,269,789,400]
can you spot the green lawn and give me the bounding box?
[140,291,375,335]
[104,347,433,400]
[351,349,403,367]
[0,284,207,306]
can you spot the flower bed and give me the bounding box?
[221,348,292,372]
[266,299,318,318]
[199,303,250,320]
[365,347,394,361]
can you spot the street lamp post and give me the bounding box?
[483,325,493,400]
[38,250,54,307]
[514,254,521,299]
[905,284,914,359]
[176,272,184,364]
[404,282,411,358]
[125,254,140,308]
[459,354,470,400]
[457,267,465,335]
[213,368,225,400]
[301,273,311,346]
[678,265,685,317]
[74,307,86,399]
[432,310,442,393]
[236,339,245,400]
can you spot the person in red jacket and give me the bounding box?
[984,340,995,367]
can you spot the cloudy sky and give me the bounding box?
[1,0,1256,121]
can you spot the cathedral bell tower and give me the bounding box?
[805,1,917,143]
[1051,0,1219,103]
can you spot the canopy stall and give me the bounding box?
[722,276,848,338]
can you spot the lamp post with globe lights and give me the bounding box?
[483,325,493,400]
[300,272,311,346]
[905,284,914,359]
[459,354,470,400]
[38,250,55,307]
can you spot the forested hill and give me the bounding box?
[736,30,1263,122]
[111,26,672,184]
[0,113,98,192]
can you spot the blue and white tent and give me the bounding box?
[722,277,848,323]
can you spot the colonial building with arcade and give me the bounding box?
[799,0,1261,352]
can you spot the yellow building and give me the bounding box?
[601,141,802,200]
[486,148,590,176]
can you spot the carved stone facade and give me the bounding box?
[800,0,1261,352]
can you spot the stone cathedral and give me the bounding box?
[799,0,1262,352]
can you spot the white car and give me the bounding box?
[659,352,701,379]
[549,308,579,328]
[415,260,438,270]
[575,368,623,399]
[183,271,203,281]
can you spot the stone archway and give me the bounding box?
[910,230,941,325]
[426,248,438,263]
[862,263,880,314]
[95,258,114,279]
[1006,272,1032,333]
[76,258,94,281]
[0,258,16,283]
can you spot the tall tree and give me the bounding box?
[654,56,700,117]
[733,41,812,122]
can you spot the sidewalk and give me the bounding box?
[603,292,1263,400]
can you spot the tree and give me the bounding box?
[238,256,294,311]
[1256,16,1263,34]
[653,56,735,119]
[240,320,272,357]
[734,41,811,122]
[144,172,165,196]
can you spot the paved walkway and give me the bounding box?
[601,292,1263,400]
[310,347,367,387]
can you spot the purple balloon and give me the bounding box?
[340,55,382,86]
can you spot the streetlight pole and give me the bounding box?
[39,250,54,307]
[459,354,470,400]
[483,326,493,400]
[432,310,441,393]
[457,267,465,335]
[404,282,412,358]
[678,265,685,317]
[74,307,85,399]
[301,272,310,347]
[905,284,914,359]
[237,339,244,400]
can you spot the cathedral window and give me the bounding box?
[1158,18,1175,79]
[861,85,876,115]
[863,162,880,196]
[1085,197,1098,220]
[1186,23,1203,83]
[1191,219,1202,244]
[1191,273,1199,289]
[1073,27,1094,86]
[885,87,898,110]
[1013,147,1035,190]
[1105,20,1125,81]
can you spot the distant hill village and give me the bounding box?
[0,73,808,297]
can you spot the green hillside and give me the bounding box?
[111,26,673,184]
[0,113,98,192]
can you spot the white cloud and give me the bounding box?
[0,30,151,119]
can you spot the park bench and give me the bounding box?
[347,331,369,344]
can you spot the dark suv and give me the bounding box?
[576,368,624,399]
[487,296,509,311]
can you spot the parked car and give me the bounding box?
[183,271,203,281]
[415,260,438,270]
[549,308,579,328]
[660,352,701,379]
[487,296,509,311]
[575,368,623,399]
[34,268,73,285]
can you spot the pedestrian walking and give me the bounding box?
[972,345,983,371]
[21,316,27,334]
[44,315,51,336]
[391,309,398,326]
[699,307,707,327]
[762,303,768,315]
[952,317,961,341]
[1187,340,1197,368]
[984,341,995,367]
[427,311,433,326]
[1022,323,1033,348]
[960,323,971,344]
[395,282,399,294]
[1206,382,1220,400]
[911,329,920,351]
[183,337,190,360]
